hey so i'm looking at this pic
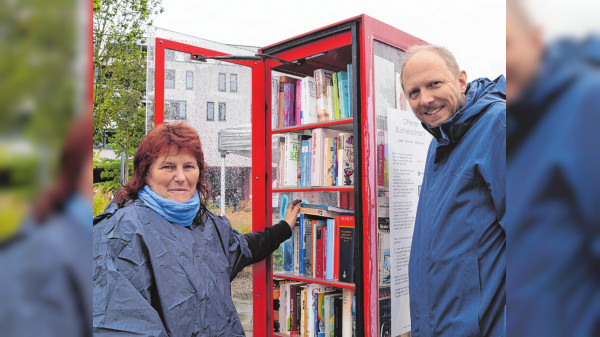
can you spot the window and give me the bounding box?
[218,102,226,121]
[165,100,186,120]
[186,71,193,90]
[207,102,215,121]
[165,49,175,61]
[230,74,237,92]
[218,73,226,92]
[165,69,175,89]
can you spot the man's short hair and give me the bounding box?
[400,45,461,89]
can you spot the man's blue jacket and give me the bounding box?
[409,76,506,337]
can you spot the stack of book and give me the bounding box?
[273,280,356,337]
[282,204,356,284]
[272,65,352,129]
[275,130,354,188]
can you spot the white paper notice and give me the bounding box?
[387,107,431,336]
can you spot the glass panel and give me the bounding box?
[230,73,238,92]
[165,69,175,89]
[146,27,256,336]
[207,101,214,121]
[218,72,226,92]
[374,40,430,337]
[218,102,226,121]
[186,70,193,90]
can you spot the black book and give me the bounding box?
[333,295,343,337]
[338,226,355,282]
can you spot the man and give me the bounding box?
[506,1,600,336]
[401,45,506,336]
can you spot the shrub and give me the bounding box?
[93,185,113,216]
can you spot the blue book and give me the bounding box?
[300,139,310,187]
[346,64,352,118]
[298,214,306,275]
[283,229,294,272]
[325,218,336,280]
[337,71,348,118]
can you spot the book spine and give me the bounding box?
[340,134,354,186]
[301,288,307,337]
[321,226,327,279]
[338,225,355,283]
[296,79,302,126]
[342,289,354,337]
[298,214,306,275]
[326,84,334,121]
[278,76,286,129]
[283,83,295,128]
[311,129,323,186]
[293,225,300,275]
[284,134,300,187]
[307,138,312,186]
[332,136,338,186]
[333,295,343,337]
[315,227,324,278]
[324,137,334,186]
[283,221,294,272]
[332,72,340,120]
[290,284,299,331]
[325,218,336,280]
[346,64,352,118]
[307,76,317,124]
[272,77,280,129]
[305,219,313,276]
[300,139,309,187]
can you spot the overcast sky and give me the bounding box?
[153,0,506,81]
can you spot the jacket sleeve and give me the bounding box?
[481,114,506,230]
[223,219,292,279]
[93,211,168,337]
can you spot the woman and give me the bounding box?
[93,122,301,336]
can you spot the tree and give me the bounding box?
[93,0,162,183]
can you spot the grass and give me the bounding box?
[93,185,113,217]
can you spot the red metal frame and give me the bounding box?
[271,118,353,134]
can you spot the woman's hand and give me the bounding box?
[284,199,302,230]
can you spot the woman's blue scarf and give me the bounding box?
[138,185,200,227]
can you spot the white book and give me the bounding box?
[342,288,355,337]
[301,76,317,125]
[314,69,334,122]
[284,133,300,187]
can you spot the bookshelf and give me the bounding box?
[151,14,425,337]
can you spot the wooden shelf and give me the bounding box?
[273,272,355,289]
[271,118,353,134]
[272,186,353,193]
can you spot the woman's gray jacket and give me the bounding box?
[93,199,291,336]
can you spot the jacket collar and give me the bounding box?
[423,75,506,145]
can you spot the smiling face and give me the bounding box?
[145,145,199,203]
[402,50,467,127]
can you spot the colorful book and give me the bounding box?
[278,76,296,129]
[327,84,334,121]
[301,287,308,337]
[306,284,336,337]
[338,216,355,282]
[314,69,334,122]
[301,76,317,125]
[283,83,295,127]
[304,217,313,276]
[337,71,349,119]
[315,226,324,278]
[290,283,301,332]
[376,129,385,187]
[298,213,309,275]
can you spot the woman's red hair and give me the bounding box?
[114,122,209,208]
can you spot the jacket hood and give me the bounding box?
[424,75,506,143]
